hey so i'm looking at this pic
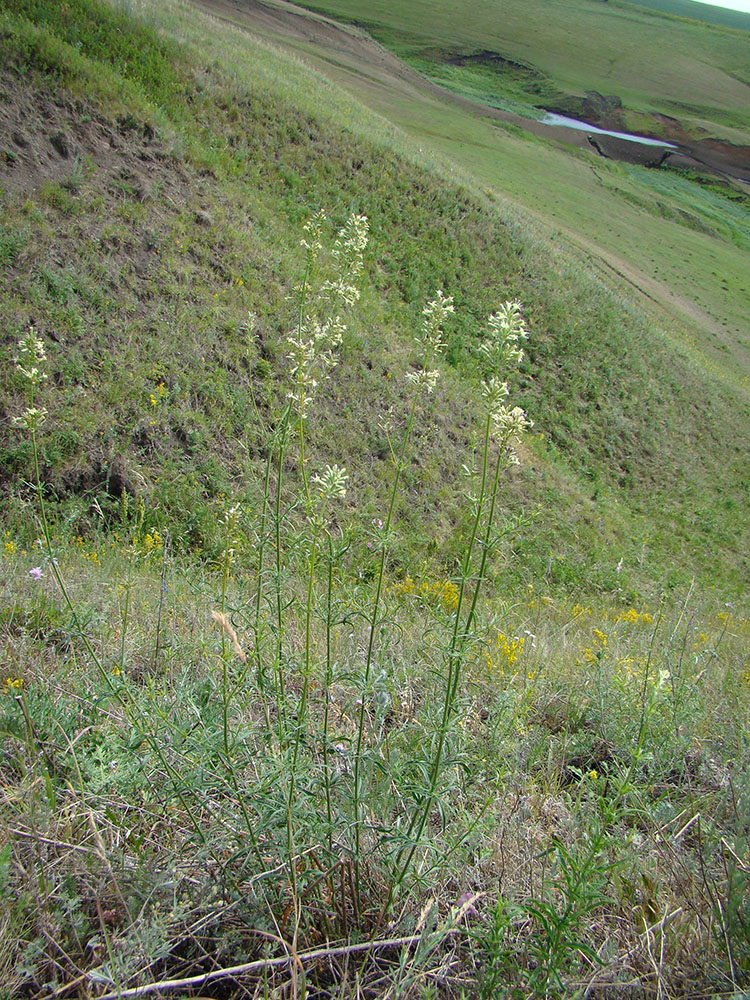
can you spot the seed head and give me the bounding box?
[211,610,247,664]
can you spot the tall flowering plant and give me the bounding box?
[387,299,533,901]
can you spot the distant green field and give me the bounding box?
[238,0,749,384]
[296,0,750,139]
[625,0,750,31]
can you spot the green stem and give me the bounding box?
[221,523,231,757]
[296,261,312,506]
[453,437,507,703]
[391,410,496,898]
[254,441,274,699]
[352,382,423,899]
[291,521,319,781]
[119,578,130,675]
[274,405,292,737]
[298,394,311,508]
[323,532,335,855]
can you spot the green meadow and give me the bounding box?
[620,0,750,32]
[1,0,749,996]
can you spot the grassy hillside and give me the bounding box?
[205,0,750,388]
[1,0,749,596]
[2,0,746,597]
[625,0,750,31]
[1,1,749,997]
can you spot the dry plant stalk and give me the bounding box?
[211,610,248,664]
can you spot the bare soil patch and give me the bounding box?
[0,73,180,200]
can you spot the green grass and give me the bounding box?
[0,3,749,993]
[2,481,749,997]
[623,0,750,32]
[1,0,189,114]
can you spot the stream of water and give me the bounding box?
[541,112,677,148]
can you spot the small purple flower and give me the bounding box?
[29,566,44,580]
[456,892,478,917]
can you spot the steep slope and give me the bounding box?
[0,0,747,598]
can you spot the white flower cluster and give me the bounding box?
[312,463,349,502]
[13,326,49,429]
[288,213,369,418]
[222,504,241,529]
[479,300,529,373]
[406,290,454,395]
[418,288,454,355]
[323,213,369,307]
[299,209,327,256]
[479,302,532,456]
[481,375,509,411]
[15,326,48,386]
[405,368,440,393]
[287,315,346,418]
[13,405,48,431]
[492,404,533,436]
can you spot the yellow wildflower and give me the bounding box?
[487,632,525,677]
[419,578,459,614]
